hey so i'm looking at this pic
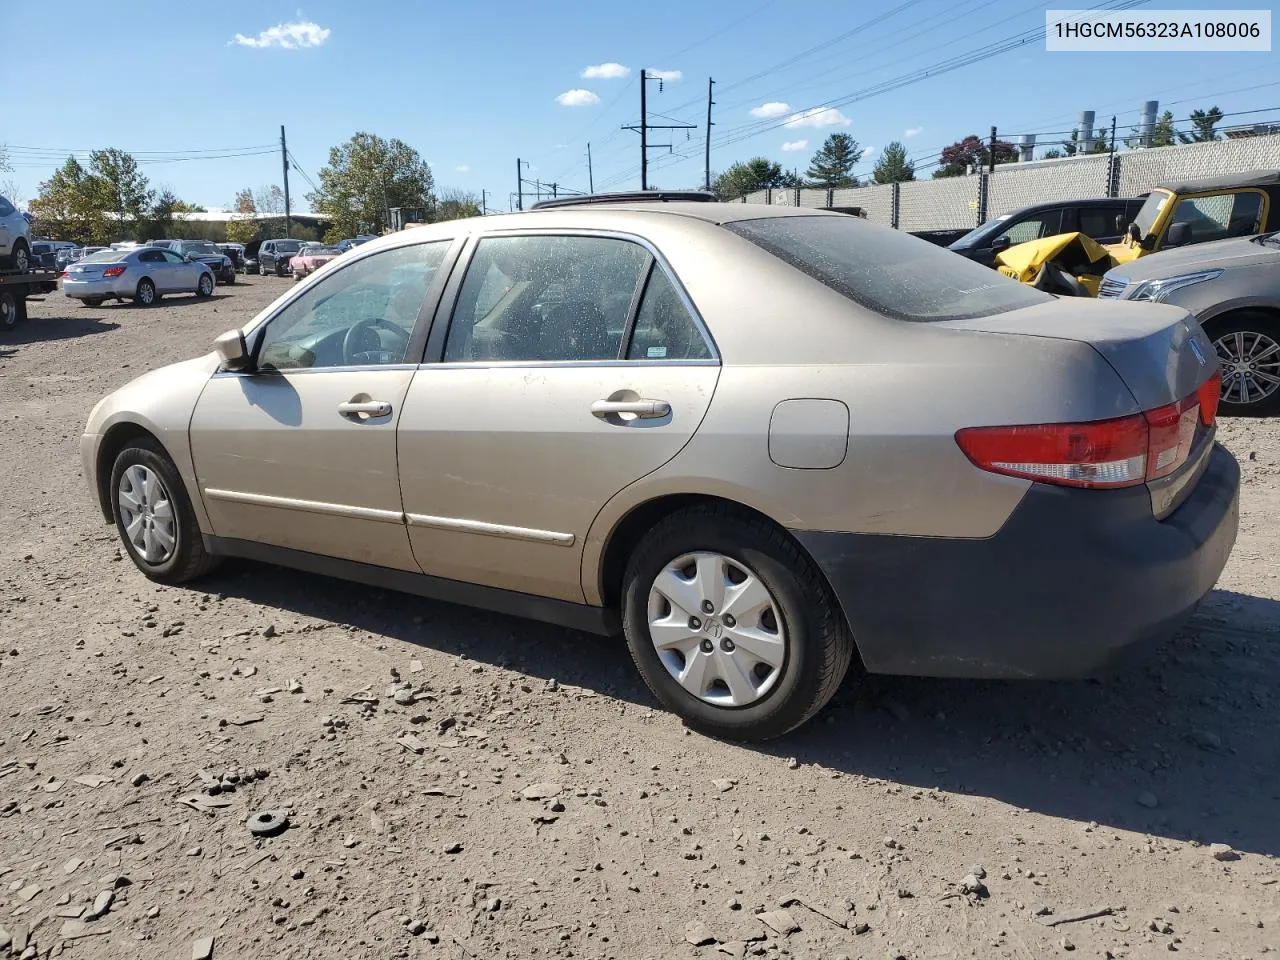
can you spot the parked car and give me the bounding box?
[0,195,31,272]
[997,170,1280,295]
[218,244,246,272]
[335,235,378,253]
[950,197,1147,267]
[289,243,343,280]
[63,247,215,307]
[80,199,1238,740]
[258,239,303,276]
[241,239,261,275]
[149,240,236,284]
[29,242,61,270]
[1099,230,1280,416]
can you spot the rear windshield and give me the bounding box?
[725,215,1052,322]
[82,250,124,263]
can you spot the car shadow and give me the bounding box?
[112,294,233,309]
[1,316,121,344]
[202,564,1280,858]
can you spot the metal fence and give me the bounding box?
[741,133,1280,231]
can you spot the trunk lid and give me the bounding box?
[941,297,1217,413]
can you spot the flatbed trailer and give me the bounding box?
[0,269,59,330]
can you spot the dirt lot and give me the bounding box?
[1,279,1278,960]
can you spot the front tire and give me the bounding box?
[0,290,21,329]
[8,239,30,273]
[134,278,157,306]
[1206,313,1280,416]
[197,273,214,297]
[109,437,219,584]
[621,505,855,741]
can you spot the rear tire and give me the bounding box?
[0,290,20,329]
[197,273,214,297]
[1205,313,1280,417]
[110,437,219,584]
[134,278,157,306]
[7,239,30,273]
[621,504,855,741]
[82,297,106,308]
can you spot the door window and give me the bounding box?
[625,266,712,360]
[0,197,14,217]
[1168,191,1264,243]
[160,250,185,264]
[255,241,450,370]
[998,211,1062,245]
[443,235,651,362]
[1077,206,1125,239]
[138,250,165,263]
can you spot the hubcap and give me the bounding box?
[1214,330,1280,407]
[647,551,787,708]
[118,464,176,564]
[140,284,154,304]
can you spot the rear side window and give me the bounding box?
[626,267,711,360]
[725,215,1051,322]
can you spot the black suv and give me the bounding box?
[258,239,303,276]
[949,196,1148,267]
[149,239,237,284]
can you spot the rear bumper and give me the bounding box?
[63,276,133,299]
[793,444,1240,679]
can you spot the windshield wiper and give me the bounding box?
[1250,231,1280,247]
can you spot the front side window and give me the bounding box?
[0,197,15,217]
[138,250,164,263]
[256,241,449,371]
[726,215,1051,322]
[998,211,1062,245]
[1077,207,1125,238]
[1167,191,1263,243]
[444,235,651,362]
[161,250,186,264]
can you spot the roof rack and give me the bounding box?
[531,190,717,210]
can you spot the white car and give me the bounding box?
[0,195,31,272]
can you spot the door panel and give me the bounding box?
[398,364,719,601]
[191,369,419,569]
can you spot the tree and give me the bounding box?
[224,218,260,244]
[712,158,786,200]
[1179,106,1224,143]
[29,157,110,243]
[87,148,152,238]
[0,145,19,207]
[932,134,1016,178]
[255,184,287,236]
[806,134,861,188]
[1041,149,1065,159]
[433,188,481,222]
[232,188,256,215]
[872,141,915,184]
[307,132,435,240]
[1061,129,1111,156]
[1124,109,1177,149]
[147,188,183,239]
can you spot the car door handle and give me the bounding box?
[591,399,671,419]
[338,400,392,418]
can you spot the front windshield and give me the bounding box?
[950,215,1011,249]
[275,240,302,253]
[185,242,219,256]
[1132,189,1171,238]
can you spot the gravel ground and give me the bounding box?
[1,280,1278,960]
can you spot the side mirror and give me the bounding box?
[1115,215,1129,233]
[990,234,1012,252]
[213,329,251,372]
[1127,222,1142,243]
[1164,221,1192,248]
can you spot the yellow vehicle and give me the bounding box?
[995,169,1280,296]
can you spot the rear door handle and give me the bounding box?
[591,399,671,419]
[338,400,392,418]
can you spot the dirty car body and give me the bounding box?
[81,202,1239,740]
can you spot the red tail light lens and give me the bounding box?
[102,265,126,278]
[956,378,1219,490]
[60,271,70,279]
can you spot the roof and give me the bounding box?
[521,200,839,225]
[531,190,717,209]
[1160,169,1280,194]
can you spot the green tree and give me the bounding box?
[232,188,256,215]
[433,188,481,222]
[87,148,152,239]
[933,134,1016,178]
[1061,129,1111,156]
[147,188,183,239]
[224,218,260,244]
[712,158,786,200]
[872,141,915,184]
[805,134,861,188]
[1179,106,1224,143]
[254,185,287,236]
[1041,149,1065,159]
[29,157,110,243]
[1124,109,1177,149]
[307,132,435,240]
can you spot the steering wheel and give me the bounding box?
[342,318,411,365]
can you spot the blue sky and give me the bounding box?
[4,0,1276,212]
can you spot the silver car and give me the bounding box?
[1100,231,1280,416]
[63,247,215,307]
[81,200,1238,741]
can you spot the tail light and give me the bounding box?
[60,271,70,279]
[956,378,1219,490]
[102,265,126,278]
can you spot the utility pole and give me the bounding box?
[481,189,487,215]
[516,158,525,210]
[704,77,715,191]
[587,143,594,194]
[1107,115,1118,197]
[280,125,292,238]
[623,70,696,191]
[988,125,997,175]
[551,182,558,199]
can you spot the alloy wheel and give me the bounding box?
[647,551,787,708]
[117,464,176,564]
[1214,329,1280,407]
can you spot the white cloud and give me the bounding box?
[454,165,470,173]
[784,107,852,129]
[751,101,791,118]
[582,62,629,79]
[648,69,682,81]
[860,146,875,160]
[556,88,600,107]
[231,20,330,49]
[904,126,924,138]
[781,140,808,152]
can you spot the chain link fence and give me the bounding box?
[741,133,1280,231]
